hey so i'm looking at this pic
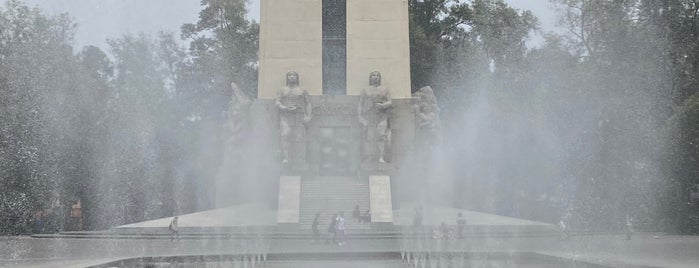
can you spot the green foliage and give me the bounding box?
[181,0,258,99]
[0,1,209,232]
[663,93,699,233]
[409,0,472,89]
[405,0,695,231]
[470,0,538,71]
[0,0,71,233]
[629,0,699,233]
[408,0,537,103]
[645,0,699,104]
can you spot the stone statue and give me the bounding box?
[413,86,441,148]
[358,71,392,163]
[226,82,252,148]
[275,71,312,163]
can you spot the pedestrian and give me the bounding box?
[169,216,179,241]
[456,212,466,238]
[558,212,571,241]
[69,200,83,231]
[336,212,346,246]
[438,221,449,239]
[326,213,337,244]
[352,204,361,223]
[312,212,321,243]
[625,214,634,240]
[412,206,423,227]
[361,210,371,224]
[33,209,44,234]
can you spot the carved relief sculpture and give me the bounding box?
[276,71,312,163]
[413,86,441,149]
[358,71,393,163]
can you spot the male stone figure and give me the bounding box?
[358,71,392,163]
[413,86,441,149]
[276,71,312,164]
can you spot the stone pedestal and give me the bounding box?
[369,175,394,226]
[276,176,301,225]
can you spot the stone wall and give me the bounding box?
[258,0,323,99]
[346,0,411,98]
[258,0,411,99]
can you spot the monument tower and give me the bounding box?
[258,0,415,228]
[258,0,412,98]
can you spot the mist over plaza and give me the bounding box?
[2,0,699,267]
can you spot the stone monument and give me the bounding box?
[412,85,442,151]
[275,71,312,164]
[358,71,393,163]
[256,0,414,227]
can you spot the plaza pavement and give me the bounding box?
[1,233,698,268]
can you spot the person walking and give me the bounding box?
[625,214,634,240]
[336,212,346,246]
[169,216,179,241]
[312,212,321,243]
[412,206,423,228]
[558,212,571,241]
[326,213,337,244]
[69,200,83,231]
[456,212,466,238]
[352,205,361,223]
[361,210,371,224]
[33,209,44,234]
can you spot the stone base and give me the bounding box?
[370,222,395,230]
[280,163,309,176]
[276,176,301,224]
[369,175,394,224]
[360,161,395,173]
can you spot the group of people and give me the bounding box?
[413,206,469,239]
[558,211,635,241]
[352,205,371,224]
[31,199,83,234]
[433,213,467,239]
[311,206,371,246]
[312,212,346,246]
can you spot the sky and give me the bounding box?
[16,0,557,52]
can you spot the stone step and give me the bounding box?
[298,176,371,230]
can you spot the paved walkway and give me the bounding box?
[1,234,697,267]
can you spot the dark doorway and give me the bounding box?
[319,127,351,175]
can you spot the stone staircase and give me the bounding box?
[299,176,371,230]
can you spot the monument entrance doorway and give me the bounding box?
[319,126,352,175]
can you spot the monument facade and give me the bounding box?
[255,0,415,227]
[257,0,411,99]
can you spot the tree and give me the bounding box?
[181,0,258,100]
[646,0,699,233]
[0,0,83,233]
[409,0,472,89]
[470,0,538,72]
[663,93,699,233]
[541,0,684,231]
